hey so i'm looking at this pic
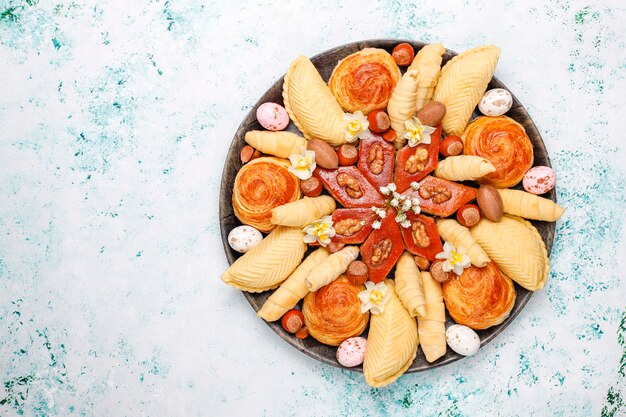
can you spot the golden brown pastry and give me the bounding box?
[408,43,446,111]
[417,271,446,363]
[257,248,330,322]
[432,45,500,136]
[434,155,496,182]
[442,262,516,330]
[363,280,419,387]
[221,226,307,292]
[232,157,301,232]
[270,196,336,227]
[387,69,419,141]
[462,116,534,188]
[302,276,369,346]
[244,130,307,159]
[283,56,347,146]
[394,251,427,318]
[304,246,359,292]
[470,215,549,291]
[497,188,565,222]
[436,219,490,268]
[328,48,401,114]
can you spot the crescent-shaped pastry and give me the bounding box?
[394,251,427,318]
[270,196,336,227]
[283,56,347,146]
[497,188,565,222]
[470,215,549,291]
[436,219,490,268]
[434,155,496,182]
[387,69,420,146]
[462,116,534,188]
[232,157,301,232]
[417,271,447,363]
[364,280,419,388]
[442,262,516,330]
[304,246,359,292]
[244,130,307,159]
[221,226,307,292]
[302,276,369,346]
[408,43,446,111]
[432,45,500,136]
[328,48,401,114]
[257,248,330,322]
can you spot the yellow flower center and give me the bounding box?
[407,124,424,140]
[450,251,463,265]
[297,158,310,170]
[347,120,363,135]
[370,290,384,304]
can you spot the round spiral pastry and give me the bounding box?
[303,276,370,346]
[462,116,533,188]
[442,262,516,330]
[329,48,401,114]
[232,157,301,232]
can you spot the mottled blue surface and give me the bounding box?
[1,1,625,416]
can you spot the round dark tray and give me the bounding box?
[219,39,556,373]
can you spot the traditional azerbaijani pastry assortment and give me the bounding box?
[223,41,565,388]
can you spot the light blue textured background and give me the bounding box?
[1,1,625,416]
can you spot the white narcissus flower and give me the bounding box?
[343,111,373,142]
[303,215,336,247]
[372,220,381,230]
[435,242,472,275]
[390,198,399,207]
[379,186,390,195]
[288,147,316,180]
[378,209,387,219]
[358,281,392,314]
[401,198,412,211]
[403,117,436,147]
[401,220,411,228]
[387,183,397,192]
[395,212,406,223]
[410,181,420,190]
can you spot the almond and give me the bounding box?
[476,185,503,222]
[416,101,446,127]
[307,138,338,169]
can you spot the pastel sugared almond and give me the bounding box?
[430,260,451,283]
[346,260,369,285]
[281,309,305,334]
[367,110,390,133]
[416,101,446,127]
[440,135,463,157]
[300,176,323,197]
[476,185,504,222]
[307,138,338,169]
[456,204,481,227]
[337,144,359,166]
